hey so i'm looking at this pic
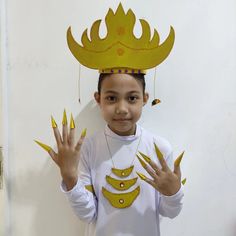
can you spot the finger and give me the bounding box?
[68,113,75,146]
[75,128,87,152]
[136,172,157,189]
[62,109,68,144]
[154,142,169,171]
[174,151,184,177]
[48,149,59,165]
[136,155,159,180]
[138,151,161,175]
[51,116,63,146]
[34,140,59,164]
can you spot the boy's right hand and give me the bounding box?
[35,110,86,191]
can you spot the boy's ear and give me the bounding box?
[94,92,101,104]
[143,92,149,106]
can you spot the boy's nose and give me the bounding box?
[115,101,128,114]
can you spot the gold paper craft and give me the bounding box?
[174,151,185,167]
[85,184,95,194]
[70,113,75,129]
[136,172,147,181]
[111,166,134,178]
[102,186,140,208]
[106,175,138,191]
[81,128,87,138]
[67,3,175,74]
[137,156,147,168]
[138,152,151,163]
[154,143,164,161]
[181,178,187,185]
[34,140,52,152]
[62,109,67,125]
[51,116,57,128]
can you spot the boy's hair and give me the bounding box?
[97,73,146,94]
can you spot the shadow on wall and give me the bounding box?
[14,100,104,236]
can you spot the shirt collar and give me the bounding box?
[104,124,141,141]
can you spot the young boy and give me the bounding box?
[35,3,184,235]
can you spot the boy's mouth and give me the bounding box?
[113,118,131,121]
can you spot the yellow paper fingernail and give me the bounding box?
[137,155,147,168]
[174,151,185,167]
[70,113,75,129]
[51,116,57,128]
[182,178,187,185]
[138,151,151,163]
[62,109,67,125]
[154,142,164,160]
[136,172,147,180]
[34,140,52,152]
[81,128,87,137]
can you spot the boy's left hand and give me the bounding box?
[137,144,184,196]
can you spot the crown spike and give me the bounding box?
[90,20,102,42]
[126,9,136,34]
[81,28,90,46]
[105,3,129,36]
[105,9,115,34]
[139,19,151,45]
[116,2,126,15]
[106,8,115,18]
[150,29,160,47]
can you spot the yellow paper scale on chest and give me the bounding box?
[102,186,140,209]
[112,165,134,178]
[102,165,140,208]
[106,175,138,190]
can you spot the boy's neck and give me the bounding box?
[107,124,137,136]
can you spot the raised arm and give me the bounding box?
[35,110,97,222]
[136,143,184,218]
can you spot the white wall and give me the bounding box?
[2,0,236,235]
[1,0,8,235]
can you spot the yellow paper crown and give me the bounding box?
[67,3,175,74]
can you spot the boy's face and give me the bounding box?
[94,74,149,136]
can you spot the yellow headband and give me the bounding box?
[67,3,175,74]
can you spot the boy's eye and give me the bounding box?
[128,96,139,102]
[106,96,117,102]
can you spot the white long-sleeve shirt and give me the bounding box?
[61,124,184,236]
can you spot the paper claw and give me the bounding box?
[154,142,164,160]
[138,151,151,163]
[81,128,87,138]
[136,155,147,168]
[70,113,75,129]
[51,116,57,128]
[34,140,52,152]
[62,109,67,125]
[174,151,185,167]
[136,172,147,180]
[85,185,95,194]
[181,178,187,185]
[152,99,161,106]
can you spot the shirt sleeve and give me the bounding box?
[158,185,184,218]
[158,151,184,219]
[60,138,98,223]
